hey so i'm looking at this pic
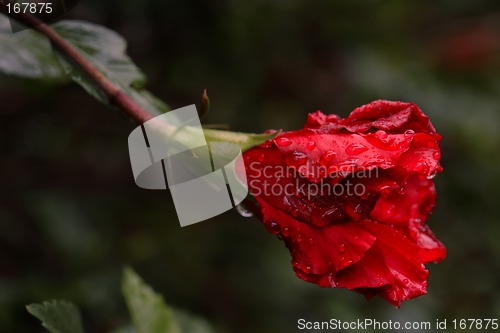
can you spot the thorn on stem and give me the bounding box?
[199,89,210,119]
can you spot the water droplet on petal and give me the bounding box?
[312,207,344,227]
[320,150,337,166]
[372,154,386,164]
[339,243,346,252]
[282,227,290,237]
[268,221,280,235]
[306,141,316,151]
[236,205,254,217]
[375,130,388,140]
[426,140,437,148]
[285,151,308,167]
[346,143,369,155]
[414,161,427,172]
[404,129,415,137]
[403,279,409,285]
[275,137,292,147]
[433,151,441,160]
[384,203,396,217]
[328,274,337,287]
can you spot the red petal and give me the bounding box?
[255,198,376,282]
[341,100,437,135]
[268,131,413,182]
[336,221,429,306]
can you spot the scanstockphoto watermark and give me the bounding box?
[248,161,379,200]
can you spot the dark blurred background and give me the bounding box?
[1,0,500,332]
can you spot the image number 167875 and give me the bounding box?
[6,2,53,14]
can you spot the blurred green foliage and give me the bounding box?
[1,0,500,332]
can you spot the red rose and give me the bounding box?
[244,100,446,305]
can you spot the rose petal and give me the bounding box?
[341,100,437,135]
[255,198,377,281]
[336,221,429,306]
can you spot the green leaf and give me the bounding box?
[52,20,148,106]
[51,20,170,117]
[122,267,182,333]
[122,268,216,333]
[0,16,169,116]
[26,300,86,333]
[0,15,64,80]
[53,20,146,88]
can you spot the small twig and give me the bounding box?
[0,0,153,124]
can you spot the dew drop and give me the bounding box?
[433,151,441,160]
[275,137,292,147]
[375,130,388,140]
[306,141,316,151]
[345,143,369,155]
[414,161,427,172]
[328,274,337,287]
[426,140,437,148]
[268,221,280,235]
[285,151,308,167]
[403,279,409,285]
[384,203,396,217]
[282,227,290,237]
[404,129,415,136]
[236,205,254,218]
[373,154,386,164]
[312,207,344,227]
[339,243,346,252]
[319,150,337,166]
